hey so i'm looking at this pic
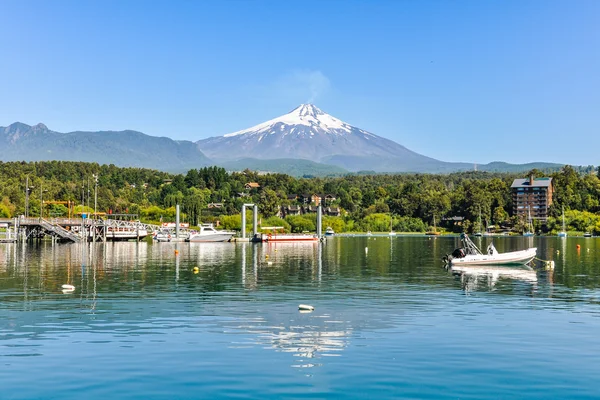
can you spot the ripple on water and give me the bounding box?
[1,238,600,399]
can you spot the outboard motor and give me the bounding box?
[452,248,466,258]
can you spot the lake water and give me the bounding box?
[2,236,600,399]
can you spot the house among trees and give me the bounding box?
[245,182,260,190]
[281,205,302,217]
[511,176,553,221]
[322,194,337,205]
[325,206,341,216]
[303,205,319,213]
[297,193,337,206]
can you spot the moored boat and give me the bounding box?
[558,206,567,238]
[523,206,534,236]
[426,215,440,236]
[106,226,149,241]
[257,226,319,242]
[325,227,335,236]
[443,233,536,266]
[187,224,235,242]
[261,232,319,242]
[153,228,172,242]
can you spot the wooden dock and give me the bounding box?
[0,217,187,243]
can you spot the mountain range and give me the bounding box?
[0,105,563,175]
[0,122,211,171]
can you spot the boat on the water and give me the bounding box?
[256,226,319,242]
[443,233,536,266]
[153,228,172,242]
[558,206,567,238]
[187,224,235,242]
[584,232,593,238]
[389,214,396,236]
[523,206,534,236]
[426,215,440,236]
[260,232,319,242]
[325,227,335,236]
[106,226,149,241]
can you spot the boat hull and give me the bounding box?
[107,229,149,241]
[263,234,318,242]
[450,248,537,266]
[187,233,234,242]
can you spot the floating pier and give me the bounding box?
[0,217,190,243]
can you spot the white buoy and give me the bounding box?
[267,261,273,265]
[365,247,368,254]
[61,284,75,290]
[298,304,314,311]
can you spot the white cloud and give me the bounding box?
[270,69,331,104]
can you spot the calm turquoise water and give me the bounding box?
[2,236,600,399]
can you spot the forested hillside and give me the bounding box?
[0,161,599,234]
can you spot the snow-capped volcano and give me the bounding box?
[224,104,365,138]
[197,104,461,172]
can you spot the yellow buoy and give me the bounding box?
[193,267,199,274]
[265,254,269,259]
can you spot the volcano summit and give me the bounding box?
[197,104,468,173]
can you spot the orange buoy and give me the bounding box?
[576,244,581,249]
[175,250,179,255]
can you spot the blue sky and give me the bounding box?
[1,0,598,165]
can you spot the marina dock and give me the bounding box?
[0,217,190,243]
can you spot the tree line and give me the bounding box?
[0,161,599,234]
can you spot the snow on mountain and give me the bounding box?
[224,104,365,138]
[196,104,454,172]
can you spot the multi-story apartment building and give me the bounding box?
[511,176,553,221]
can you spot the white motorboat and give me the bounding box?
[187,224,235,242]
[325,227,335,236]
[443,233,536,266]
[106,226,149,241]
[153,228,172,242]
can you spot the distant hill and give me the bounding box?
[220,158,348,176]
[0,122,211,172]
[478,161,564,173]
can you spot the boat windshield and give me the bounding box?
[200,224,218,233]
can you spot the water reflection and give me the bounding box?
[451,264,538,293]
[3,237,600,398]
[3,238,600,365]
